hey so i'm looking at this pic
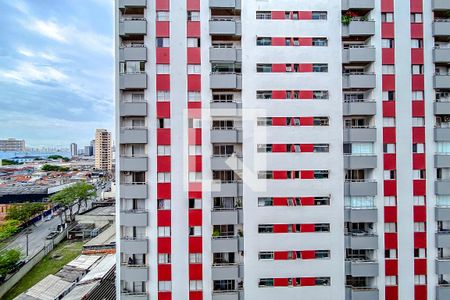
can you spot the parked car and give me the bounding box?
[44,215,53,222]
[45,231,59,240]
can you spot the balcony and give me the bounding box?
[345,260,379,277]
[121,237,149,254]
[434,47,450,63]
[211,181,243,197]
[211,236,244,252]
[345,181,377,196]
[436,207,450,221]
[210,0,241,10]
[211,129,243,143]
[433,0,450,10]
[210,47,242,62]
[345,208,377,223]
[345,234,378,249]
[121,264,149,281]
[344,155,377,169]
[436,259,450,274]
[345,287,379,300]
[119,18,147,36]
[211,209,243,225]
[435,74,450,89]
[120,73,147,90]
[437,285,450,300]
[436,232,450,247]
[120,156,148,172]
[212,291,243,300]
[121,292,149,300]
[435,101,450,115]
[120,128,148,144]
[210,101,242,117]
[436,154,450,168]
[120,102,147,117]
[343,100,376,116]
[120,210,148,227]
[209,18,242,36]
[433,20,450,36]
[119,0,147,9]
[211,155,242,170]
[120,183,148,199]
[119,46,147,61]
[342,21,375,37]
[344,127,377,143]
[342,46,375,64]
[436,180,450,195]
[210,73,242,89]
[212,264,243,280]
[343,73,376,89]
[342,0,374,10]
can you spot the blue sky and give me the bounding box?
[0,0,114,149]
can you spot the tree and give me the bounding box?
[49,182,96,224]
[0,249,21,277]
[41,164,70,172]
[6,203,46,225]
[0,220,20,241]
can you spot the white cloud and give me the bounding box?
[1,62,68,85]
[27,19,68,43]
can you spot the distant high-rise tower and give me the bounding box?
[70,143,77,158]
[0,138,25,152]
[95,129,112,171]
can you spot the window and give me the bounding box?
[413,196,425,206]
[158,199,171,210]
[258,197,274,207]
[315,250,330,259]
[414,222,426,232]
[157,91,170,101]
[413,170,425,179]
[384,144,396,153]
[382,65,395,74]
[413,143,425,153]
[257,64,272,73]
[257,117,272,126]
[156,38,170,48]
[382,39,394,48]
[156,11,170,21]
[156,64,170,74]
[190,280,202,291]
[410,13,422,23]
[385,222,397,233]
[384,196,397,206]
[188,118,202,128]
[187,38,200,48]
[412,65,424,75]
[411,39,423,49]
[157,145,171,155]
[385,249,397,259]
[437,142,450,154]
[313,90,329,99]
[256,91,272,99]
[315,223,330,232]
[383,91,395,101]
[158,253,171,264]
[312,11,327,20]
[189,145,202,155]
[412,91,424,100]
[157,118,171,129]
[256,37,272,46]
[188,92,201,102]
[187,11,200,21]
[258,224,274,233]
[412,118,425,127]
[386,276,397,286]
[314,117,329,126]
[414,275,426,285]
[189,226,202,236]
[315,197,330,205]
[187,64,201,74]
[258,171,273,179]
[158,281,172,291]
[383,117,396,127]
[189,253,202,263]
[414,248,426,258]
[259,251,274,260]
[157,172,171,183]
[189,198,202,209]
[312,64,328,72]
[120,61,145,74]
[382,13,394,22]
[158,226,171,237]
[345,196,375,208]
[259,278,274,287]
[312,38,328,46]
[256,11,271,20]
[384,170,396,180]
[189,172,202,182]
[314,170,329,179]
[314,144,330,152]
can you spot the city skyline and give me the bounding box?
[0,0,114,148]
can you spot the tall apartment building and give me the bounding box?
[70,143,78,158]
[95,129,113,171]
[116,0,450,299]
[0,138,25,152]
